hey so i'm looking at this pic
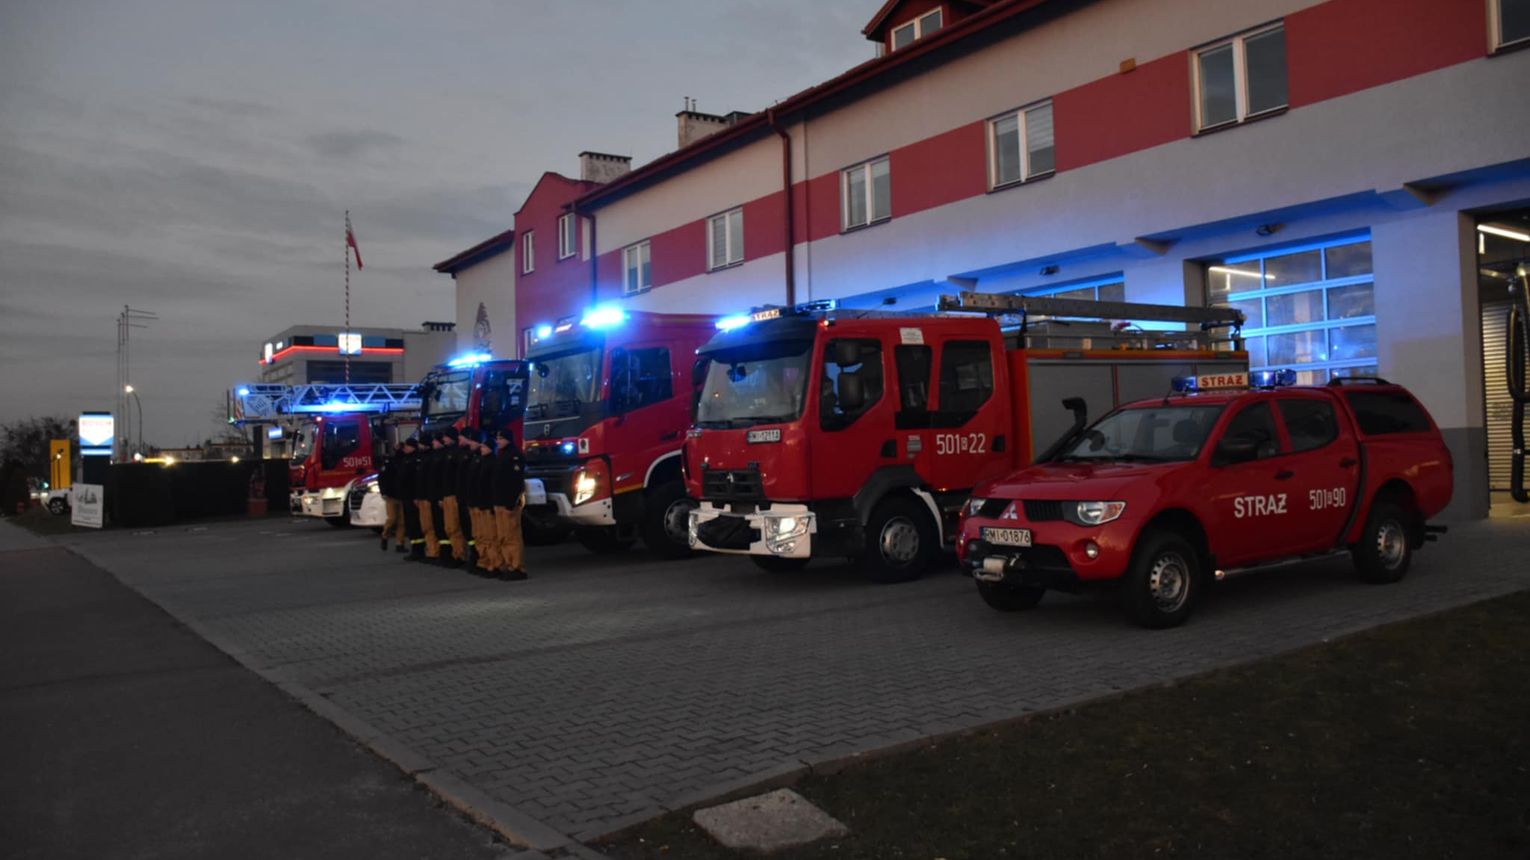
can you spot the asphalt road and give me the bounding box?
[0,522,512,860]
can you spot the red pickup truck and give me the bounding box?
[957,372,1453,628]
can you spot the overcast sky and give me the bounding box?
[0,0,872,445]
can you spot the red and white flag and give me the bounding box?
[346,214,363,269]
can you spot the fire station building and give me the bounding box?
[438,0,1530,519]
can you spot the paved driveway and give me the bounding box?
[61,515,1530,845]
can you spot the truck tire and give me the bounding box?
[47,497,67,516]
[575,526,635,554]
[860,496,938,584]
[751,555,810,573]
[325,515,349,529]
[1351,500,1413,584]
[1121,530,1201,629]
[640,481,696,559]
[977,582,1045,612]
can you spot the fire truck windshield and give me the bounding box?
[696,340,813,429]
[422,370,471,422]
[1055,404,1225,463]
[527,348,602,420]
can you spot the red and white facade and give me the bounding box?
[439,0,1530,519]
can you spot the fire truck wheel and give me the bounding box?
[522,514,568,546]
[1121,530,1201,629]
[47,497,67,516]
[752,556,810,573]
[575,526,635,554]
[1351,500,1413,584]
[640,482,696,559]
[977,583,1044,612]
[861,497,937,584]
[325,515,349,529]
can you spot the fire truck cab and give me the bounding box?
[520,309,717,557]
[417,354,529,439]
[295,412,386,524]
[684,294,1248,582]
[959,372,1453,627]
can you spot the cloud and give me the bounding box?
[306,128,405,160]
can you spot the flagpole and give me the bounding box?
[344,210,351,386]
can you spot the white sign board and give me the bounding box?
[70,484,104,529]
[78,413,114,448]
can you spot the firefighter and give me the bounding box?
[416,433,442,561]
[492,426,528,581]
[379,441,404,552]
[455,429,478,572]
[471,432,499,576]
[398,437,425,559]
[438,427,466,567]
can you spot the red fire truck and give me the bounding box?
[520,308,717,556]
[958,371,1453,627]
[416,353,530,439]
[683,293,1248,582]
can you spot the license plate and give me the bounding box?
[524,478,547,506]
[982,527,1032,547]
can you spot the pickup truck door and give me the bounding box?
[1274,394,1362,552]
[1200,400,1294,567]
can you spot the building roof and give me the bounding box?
[432,227,515,274]
[861,0,997,40]
[575,0,1055,209]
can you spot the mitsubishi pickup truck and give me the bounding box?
[957,371,1453,628]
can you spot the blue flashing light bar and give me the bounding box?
[236,387,250,397]
[580,306,627,330]
[1251,368,1298,388]
[715,314,752,332]
[1171,376,1198,394]
[535,324,553,340]
[446,351,494,368]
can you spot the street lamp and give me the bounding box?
[124,385,144,456]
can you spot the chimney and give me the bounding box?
[579,151,632,183]
[676,100,748,149]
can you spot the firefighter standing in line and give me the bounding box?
[378,441,403,552]
[454,429,478,571]
[438,428,467,567]
[399,437,425,559]
[492,426,528,581]
[471,432,499,576]
[416,433,442,561]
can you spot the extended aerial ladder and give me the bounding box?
[228,383,422,424]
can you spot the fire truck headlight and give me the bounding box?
[1067,501,1126,526]
[765,513,810,553]
[573,471,599,506]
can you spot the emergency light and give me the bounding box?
[580,306,627,330]
[715,314,752,332]
[535,324,553,340]
[1251,368,1298,388]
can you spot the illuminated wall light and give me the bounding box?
[1478,223,1530,243]
[1208,265,1267,279]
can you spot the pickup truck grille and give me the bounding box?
[1022,500,1066,522]
[702,467,764,502]
[347,486,368,513]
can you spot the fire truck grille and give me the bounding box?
[702,468,764,501]
[1022,500,1066,521]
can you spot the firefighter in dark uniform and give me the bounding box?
[438,427,467,567]
[398,437,425,559]
[492,426,528,581]
[416,433,442,561]
[471,432,499,576]
[455,430,480,573]
[378,442,404,552]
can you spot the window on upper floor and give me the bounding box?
[989,100,1054,188]
[622,240,651,295]
[522,231,535,274]
[890,8,943,51]
[557,213,576,260]
[1494,0,1530,49]
[1194,22,1287,132]
[842,156,891,232]
[707,208,744,270]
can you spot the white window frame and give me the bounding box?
[841,156,891,232]
[1192,22,1286,133]
[987,99,1055,190]
[522,231,535,274]
[707,208,744,271]
[557,213,576,260]
[1492,0,1530,50]
[890,7,943,51]
[622,240,651,295]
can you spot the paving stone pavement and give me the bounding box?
[60,515,1530,843]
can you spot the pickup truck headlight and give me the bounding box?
[367,482,381,494]
[964,497,987,517]
[1066,501,1126,526]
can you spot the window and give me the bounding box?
[622,241,651,295]
[1276,398,1339,452]
[610,347,673,413]
[1495,0,1530,48]
[989,101,1054,188]
[820,338,884,430]
[842,156,891,231]
[1213,402,1280,465]
[557,213,576,259]
[1207,237,1375,383]
[1343,390,1433,435]
[937,340,994,422]
[890,8,943,50]
[707,208,744,270]
[522,231,535,274]
[320,420,361,470]
[1195,23,1287,131]
[1026,278,1125,304]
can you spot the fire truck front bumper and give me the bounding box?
[524,477,616,527]
[297,487,348,518]
[688,502,815,559]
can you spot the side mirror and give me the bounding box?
[1214,433,1274,465]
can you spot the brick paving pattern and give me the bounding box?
[63,517,1530,840]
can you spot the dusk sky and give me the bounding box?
[0,0,873,445]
